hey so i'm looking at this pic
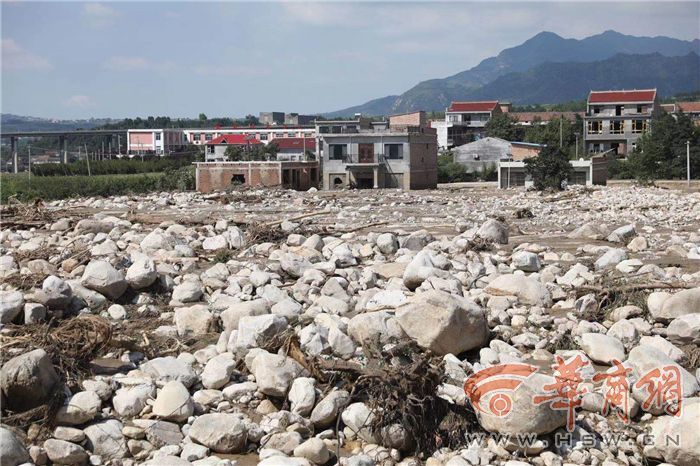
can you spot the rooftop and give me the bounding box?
[269,137,316,151]
[588,89,657,104]
[447,101,500,112]
[205,134,263,145]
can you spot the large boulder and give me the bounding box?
[43,439,89,465]
[475,372,567,435]
[189,413,247,453]
[579,333,625,365]
[174,304,215,337]
[126,255,158,289]
[347,311,405,346]
[55,390,102,425]
[0,290,24,324]
[220,299,270,331]
[83,419,128,461]
[477,219,509,244]
[607,224,636,243]
[395,291,488,355]
[402,250,450,291]
[0,348,59,411]
[235,314,288,349]
[288,377,316,416]
[627,346,699,415]
[140,356,197,387]
[666,314,700,345]
[653,288,700,322]
[36,275,72,309]
[0,427,30,466]
[310,389,351,428]
[81,260,127,300]
[250,351,306,397]
[645,397,700,466]
[594,248,627,271]
[152,380,194,422]
[485,274,552,307]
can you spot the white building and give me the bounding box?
[127,129,186,156]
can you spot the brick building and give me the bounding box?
[195,161,319,192]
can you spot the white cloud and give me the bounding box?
[1,38,52,71]
[102,56,150,71]
[63,95,95,108]
[83,3,120,27]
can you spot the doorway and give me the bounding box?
[358,143,374,163]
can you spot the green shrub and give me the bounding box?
[1,166,196,202]
[30,156,195,177]
[524,146,573,190]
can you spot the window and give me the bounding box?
[637,105,643,113]
[615,105,623,116]
[260,134,268,141]
[205,134,213,141]
[592,143,600,153]
[193,133,201,142]
[631,119,647,133]
[155,133,161,141]
[288,133,295,137]
[447,114,459,123]
[611,120,624,134]
[385,144,403,160]
[587,121,602,134]
[329,144,347,160]
[593,106,600,114]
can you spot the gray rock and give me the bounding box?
[171,280,202,303]
[0,427,30,466]
[126,255,158,289]
[395,290,488,355]
[288,377,316,416]
[43,439,89,465]
[55,390,102,425]
[347,310,405,346]
[201,354,235,389]
[294,437,330,464]
[220,299,270,331]
[37,275,72,309]
[477,219,509,244]
[250,351,306,397]
[654,288,700,322]
[511,251,541,272]
[485,274,552,307]
[0,348,59,411]
[310,389,351,428]
[236,314,287,349]
[402,250,449,291]
[0,290,24,324]
[666,314,700,345]
[189,413,247,453]
[174,304,215,337]
[152,380,194,422]
[607,224,636,243]
[83,419,128,461]
[579,333,626,365]
[141,356,198,387]
[645,397,700,466]
[376,233,399,255]
[81,260,127,300]
[24,302,47,324]
[594,248,627,270]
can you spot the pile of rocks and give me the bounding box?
[1,185,699,466]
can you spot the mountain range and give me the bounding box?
[326,30,700,117]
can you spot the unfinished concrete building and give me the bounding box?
[195,161,319,192]
[316,112,437,190]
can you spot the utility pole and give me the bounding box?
[688,140,691,188]
[85,143,91,177]
[28,146,31,180]
[117,134,121,157]
[559,117,563,148]
[575,133,579,158]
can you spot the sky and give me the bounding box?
[1,1,699,120]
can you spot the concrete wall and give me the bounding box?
[390,112,426,129]
[511,145,540,161]
[408,133,438,189]
[196,161,318,192]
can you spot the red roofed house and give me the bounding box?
[431,101,503,150]
[664,102,700,126]
[269,137,316,161]
[584,89,660,155]
[204,134,263,161]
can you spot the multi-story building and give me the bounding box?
[184,126,315,146]
[127,129,187,156]
[431,101,503,150]
[259,112,285,125]
[270,137,316,161]
[663,101,700,126]
[203,134,263,162]
[284,113,316,125]
[511,111,581,126]
[584,89,659,155]
[316,112,437,190]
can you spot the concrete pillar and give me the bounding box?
[373,166,379,189]
[11,137,18,173]
[60,136,68,163]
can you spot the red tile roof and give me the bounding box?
[269,137,316,151]
[511,111,580,122]
[588,89,656,104]
[448,101,499,112]
[677,101,700,113]
[206,134,263,145]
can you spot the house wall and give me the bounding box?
[498,161,597,188]
[389,112,426,129]
[196,161,318,192]
[511,145,540,161]
[408,133,438,189]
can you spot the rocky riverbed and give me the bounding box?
[1,184,699,466]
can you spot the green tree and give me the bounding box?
[626,112,700,181]
[224,146,244,161]
[198,113,208,122]
[485,113,522,141]
[524,146,573,190]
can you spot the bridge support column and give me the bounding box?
[60,136,68,163]
[11,137,18,173]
